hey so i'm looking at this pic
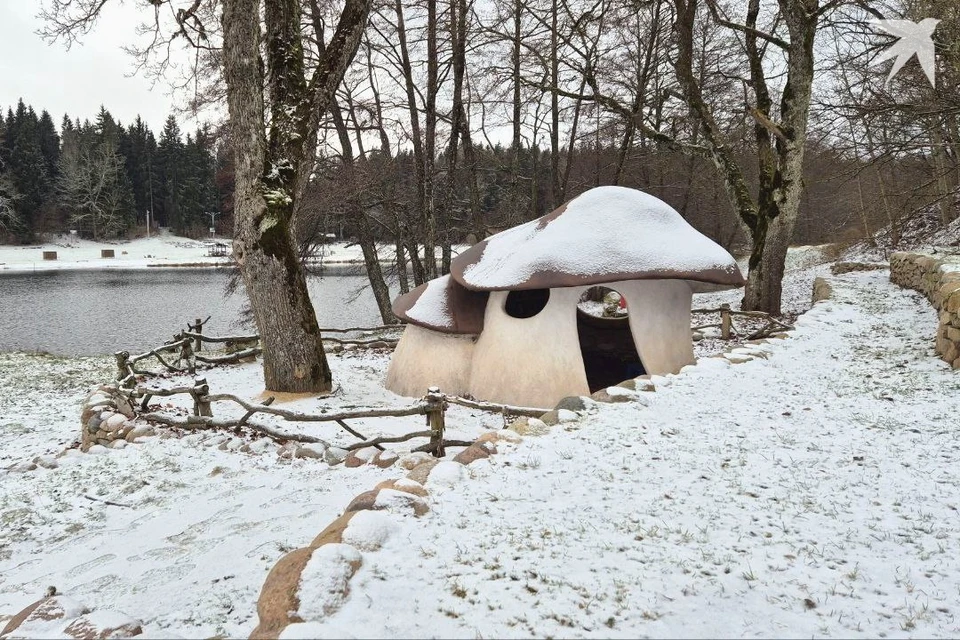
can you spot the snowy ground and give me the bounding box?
[3,245,959,638]
[0,231,372,273]
[300,270,960,639]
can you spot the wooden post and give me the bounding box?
[425,386,446,458]
[720,304,732,340]
[193,318,202,352]
[179,336,196,374]
[193,377,212,417]
[114,351,130,382]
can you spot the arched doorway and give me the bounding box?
[576,287,645,392]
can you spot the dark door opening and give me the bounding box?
[576,288,645,392]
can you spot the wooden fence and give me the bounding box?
[691,304,792,340]
[111,320,544,459]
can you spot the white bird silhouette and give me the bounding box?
[872,18,940,88]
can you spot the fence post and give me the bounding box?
[720,304,732,340]
[114,350,130,382]
[193,377,212,417]
[179,335,196,375]
[425,386,446,458]
[193,318,203,352]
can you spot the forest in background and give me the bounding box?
[0,100,232,241]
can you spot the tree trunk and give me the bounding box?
[223,0,332,393]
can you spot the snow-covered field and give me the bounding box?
[2,244,959,638]
[0,231,370,272]
[305,270,960,638]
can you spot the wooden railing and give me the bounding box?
[109,320,543,459]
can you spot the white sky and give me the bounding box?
[0,1,178,134]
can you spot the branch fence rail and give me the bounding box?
[108,305,789,458]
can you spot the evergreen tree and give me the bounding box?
[179,126,219,234]
[3,100,51,240]
[157,114,184,230]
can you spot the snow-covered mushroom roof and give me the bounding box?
[450,186,745,291]
[392,275,488,334]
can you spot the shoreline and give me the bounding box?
[0,260,376,276]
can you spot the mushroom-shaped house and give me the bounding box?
[385,186,745,408]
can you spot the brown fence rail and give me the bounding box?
[109,319,543,459]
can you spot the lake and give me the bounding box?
[0,268,391,356]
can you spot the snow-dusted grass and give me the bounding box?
[302,270,960,638]
[3,246,959,637]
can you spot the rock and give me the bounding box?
[507,417,550,436]
[0,596,90,638]
[63,611,143,639]
[554,396,587,412]
[341,510,399,552]
[371,450,399,469]
[7,461,37,473]
[32,455,59,469]
[345,446,379,468]
[539,410,561,426]
[344,452,367,468]
[397,452,434,470]
[295,444,325,460]
[124,425,156,442]
[830,261,885,275]
[812,277,833,303]
[109,440,128,450]
[590,387,637,403]
[405,459,439,485]
[344,488,429,517]
[424,461,466,489]
[453,443,491,465]
[277,442,299,459]
[324,447,347,465]
[86,445,108,455]
[309,512,356,548]
[374,478,428,497]
[251,547,315,639]
[103,414,127,432]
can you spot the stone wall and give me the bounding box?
[889,252,960,368]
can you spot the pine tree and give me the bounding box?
[157,114,184,230]
[4,100,51,240]
[179,126,219,234]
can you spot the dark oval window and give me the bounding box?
[504,288,550,319]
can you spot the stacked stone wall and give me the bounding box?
[890,252,960,368]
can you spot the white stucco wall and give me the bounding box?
[467,288,589,408]
[386,279,696,406]
[384,324,476,397]
[615,279,695,375]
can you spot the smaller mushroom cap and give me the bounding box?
[451,186,745,291]
[392,274,488,334]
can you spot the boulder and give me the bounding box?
[452,444,491,465]
[405,459,439,485]
[507,417,550,436]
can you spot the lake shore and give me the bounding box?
[0,232,371,273]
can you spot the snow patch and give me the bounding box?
[296,544,362,620]
[460,186,742,289]
[425,461,466,488]
[341,511,399,551]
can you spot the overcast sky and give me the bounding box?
[0,2,178,133]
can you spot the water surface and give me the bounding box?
[0,268,388,356]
